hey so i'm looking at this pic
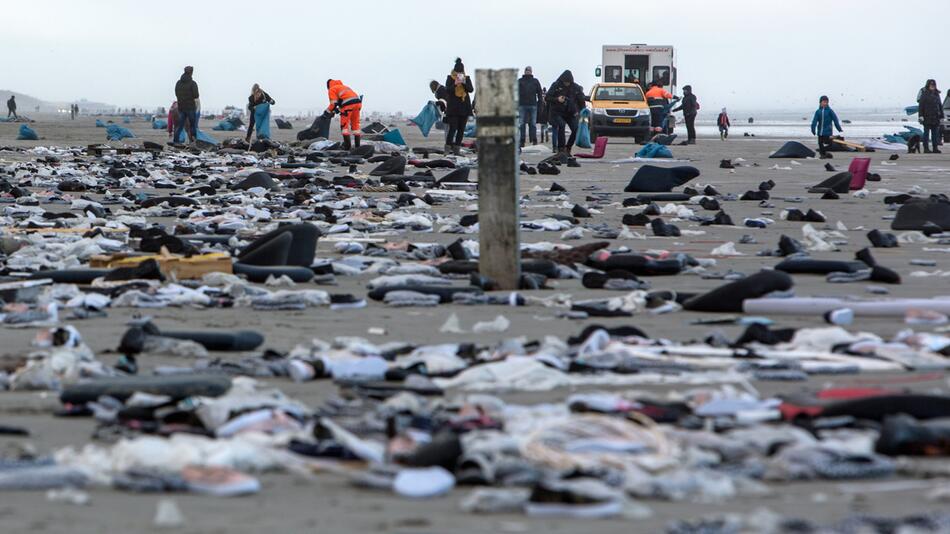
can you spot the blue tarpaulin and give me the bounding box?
[106,124,135,141]
[381,128,406,146]
[410,102,440,137]
[17,124,38,140]
[253,102,271,140]
[575,109,592,149]
[635,142,672,159]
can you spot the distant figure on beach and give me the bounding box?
[810,95,843,158]
[518,66,543,148]
[917,79,944,154]
[173,66,200,144]
[673,85,699,144]
[167,101,179,140]
[246,84,276,143]
[443,58,474,155]
[324,79,363,150]
[717,108,731,140]
[546,70,586,156]
[7,95,17,119]
[69,103,75,120]
[644,81,674,133]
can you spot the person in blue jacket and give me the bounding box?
[810,95,843,158]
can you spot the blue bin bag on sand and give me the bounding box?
[123,117,131,124]
[575,109,592,149]
[253,102,272,140]
[95,119,106,128]
[381,128,406,146]
[152,119,167,130]
[411,102,440,137]
[17,124,39,140]
[212,120,236,131]
[196,129,219,146]
[464,123,477,138]
[106,124,135,141]
[636,142,672,159]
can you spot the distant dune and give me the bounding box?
[0,90,116,113]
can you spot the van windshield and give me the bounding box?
[594,86,645,102]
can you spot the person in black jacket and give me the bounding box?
[443,58,474,155]
[518,66,543,147]
[672,85,699,144]
[245,84,276,143]
[6,95,16,119]
[173,66,200,144]
[918,79,944,153]
[545,70,586,155]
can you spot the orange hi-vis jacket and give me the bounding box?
[644,86,673,101]
[326,80,361,113]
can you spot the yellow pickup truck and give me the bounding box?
[586,83,651,143]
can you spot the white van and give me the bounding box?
[596,44,677,95]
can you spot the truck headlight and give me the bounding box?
[592,108,607,115]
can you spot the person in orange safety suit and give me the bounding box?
[644,81,676,132]
[323,79,363,150]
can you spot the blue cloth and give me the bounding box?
[152,119,167,129]
[95,119,106,128]
[106,124,135,141]
[381,128,406,146]
[636,143,672,159]
[575,109,592,149]
[212,120,236,131]
[253,102,271,140]
[410,102,440,137]
[518,105,538,144]
[17,124,38,140]
[810,107,843,136]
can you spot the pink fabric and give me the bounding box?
[575,136,608,159]
[848,157,871,190]
[167,102,177,135]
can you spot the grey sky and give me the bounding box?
[3,0,943,114]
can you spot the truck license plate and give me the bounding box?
[613,118,632,124]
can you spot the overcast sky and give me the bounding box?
[3,0,943,114]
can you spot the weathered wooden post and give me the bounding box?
[475,69,520,290]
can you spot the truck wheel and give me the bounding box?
[634,135,646,144]
[944,131,950,143]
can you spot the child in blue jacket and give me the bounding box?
[810,95,843,158]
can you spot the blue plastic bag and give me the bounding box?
[106,124,135,141]
[410,102,440,137]
[635,142,672,159]
[381,128,406,146]
[575,109,592,149]
[212,120,236,131]
[253,102,271,140]
[95,119,106,128]
[122,117,131,124]
[17,124,38,140]
[152,119,167,130]
[464,123,477,138]
[195,129,219,146]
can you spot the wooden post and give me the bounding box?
[476,69,520,290]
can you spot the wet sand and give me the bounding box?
[1,115,949,533]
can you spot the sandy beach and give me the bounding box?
[1,113,950,534]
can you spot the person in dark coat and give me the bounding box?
[545,70,586,155]
[518,66,543,147]
[6,95,16,119]
[443,58,474,155]
[245,84,276,142]
[918,79,944,153]
[538,88,551,145]
[173,66,200,144]
[672,85,699,144]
